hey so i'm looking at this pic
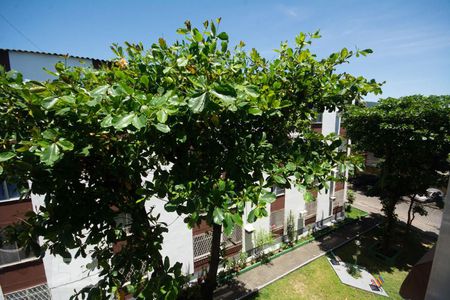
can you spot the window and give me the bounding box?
[272,186,285,196]
[114,213,133,235]
[0,181,20,202]
[270,196,285,235]
[305,199,317,217]
[0,240,37,267]
[313,113,323,124]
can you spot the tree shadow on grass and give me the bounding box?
[213,278,257,300]
[331,218,437,276]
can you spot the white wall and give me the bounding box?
[322,110,338,137]
[284,184,305,232]
[148,198,194,275]
[315,110,339,221]
[316,189,331,222]
[30,194,100,300]
[242,201,270,251]
[8,52,93,81]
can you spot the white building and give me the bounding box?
[0,49,347,299]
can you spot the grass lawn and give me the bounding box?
[252,225,435,300]
[345,206,368,220]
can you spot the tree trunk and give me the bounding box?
[201,223,222,300]
[382,197,397,252]
[406,195,416,235]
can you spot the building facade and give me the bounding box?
[0,49,347,299]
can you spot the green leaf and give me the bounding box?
[231,213,243,227]
[55,107,70,116]
[41,143,60,166]
[0,165,3,175]
[210,90,236,104]
[164,256,170,270]
[155,123,170,133]
[0,151,15,162]
[218,179,226,191]
[223,214,233,235]
[140,75,149,87]
[192,28,203,42]
[56,139,74,151]
[217,32,229,40]
[261,191,276,203]
[248,107,262,116]
[80,145,92,156]
[340,48,349,59]
[244,86,260,98]
[132,114,147,130]
[165,202,177,212]
[113,113,135,129]
[176,28,189,35]
[176,57,188,67]
[359,48,373,56]
[304,191,315,202]
[156,110,168,123]
[100,115,113,128]
[213,207,224,224]
[247,208,257,223]
[60,95,75,104]
[41,97,58,110]
[286,162,296,171]
[42,129,58,140]
[188,92,207,113]
[91,85,109,96]
[273,175,286,185]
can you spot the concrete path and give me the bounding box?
[214,215,381,300]
[352,191,443,235]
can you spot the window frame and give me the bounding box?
[0,181,21,203]
[273,186,285,197]
[0,240,39,268]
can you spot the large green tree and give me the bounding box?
[0,20,381,299]
[344,95,450,248]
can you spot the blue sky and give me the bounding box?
[1,0,449,101]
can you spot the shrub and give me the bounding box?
[238,252,248,268]
[347,189,355,204]
[346,263,361,278]
[286,210,296,244]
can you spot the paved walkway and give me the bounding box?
[214,215,381,300]
[352,191,443,235]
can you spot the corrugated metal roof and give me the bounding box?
[0,48,106,61]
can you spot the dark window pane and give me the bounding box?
[0,182,6,200]
[7,183,20,198]
[18,246,35,260]
[273,186,285,196]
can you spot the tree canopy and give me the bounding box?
[0,19,382,299]
[343,95,450,245]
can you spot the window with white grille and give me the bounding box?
[193,225,242,260]
[4,283,51,300]
[193,231,213,260]
[222,226,242,247]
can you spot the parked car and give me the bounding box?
[414,188,444,203]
